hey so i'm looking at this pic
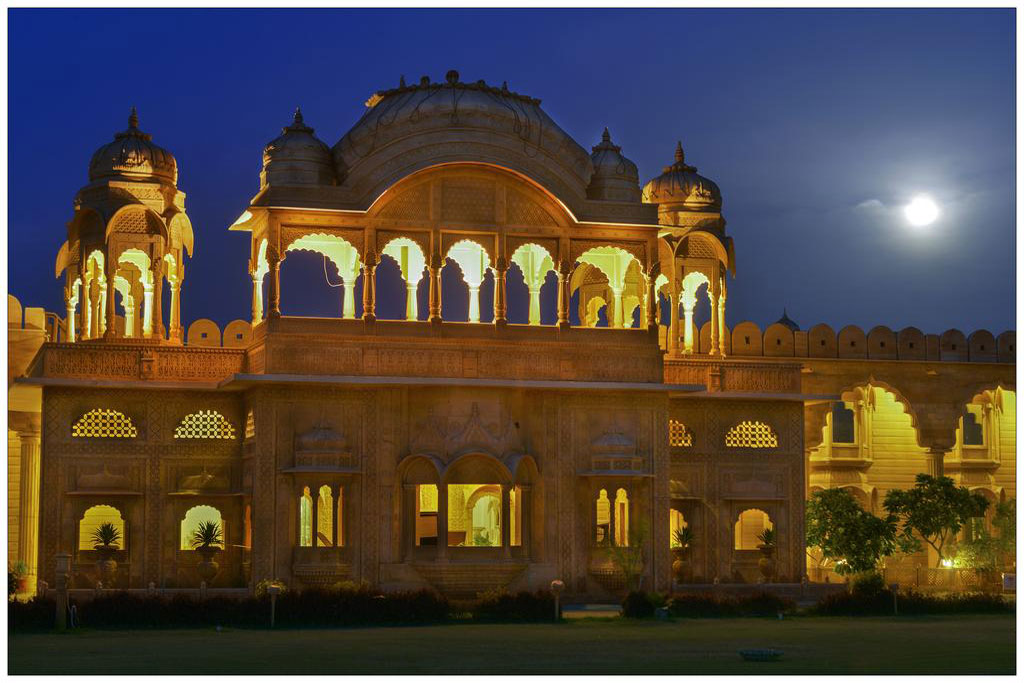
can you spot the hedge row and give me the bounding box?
[811,589,1012,616]
[9,587,557,632]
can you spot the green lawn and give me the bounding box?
[9,615,1015,675]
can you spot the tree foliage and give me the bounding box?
[883,474,989,567]
[805,488,899,575]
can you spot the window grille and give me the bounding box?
[725,421,778,449]
[71,409,137,438]
[668,419,692,447]
[174,410,237,440]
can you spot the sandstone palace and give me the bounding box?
[7,72,1016,600]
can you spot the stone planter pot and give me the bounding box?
[757,546,776,583]
[671,548,692,583]
[94,544,119,585]
[196,546,220,583]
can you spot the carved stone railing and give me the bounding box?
[34,342,247,383]
[663,358,802,394]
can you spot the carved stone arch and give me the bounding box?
[376,231,431,263]
[398,454,443,484]
[106,205,168,241]
[838,380,921,441]
[70,207,106,245]
[674,231,728,265]
[442,452,513,485]
[441,234,496,267]
[166,211,195,257]
[958,381,1016,414]
[506,453,540,484]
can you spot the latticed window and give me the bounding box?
[71,409,138,438]
[244,410,255,440]
[668,419,693,447]
[725,421,778,449]
[174,410,237,440]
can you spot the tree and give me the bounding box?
[992,499,1016,558]
[805,488,900,576]
[883,474,989,567]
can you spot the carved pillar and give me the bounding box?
[718,278,728,356]
[123,295,135,338]
[501,483,512,559]
[152,259,164,339]
[927,448,946,477]
[65,286,76,343]
[647,274,659,334]
[97,276,108,336]
[268,252,282,318]
[103,269,116,339]
[680,291,696,354]
[428,254,442,323]
[668,285,680,355]
[142,280,154,338]
[405,281,419,321]
[436,482,448,561]
[251,273,263,326]
[611,287,624,329]
[362,252,377,322]
[556,263,570,329]
[710,291,720,356]
[403,484,416,561]
[468,284,481,323]
[494,256,508,325]
[17,428,41,589]
[168,278,182,342]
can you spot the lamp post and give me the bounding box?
[268,584,281,628]
[55,553,71,631]
[550,579,565,622]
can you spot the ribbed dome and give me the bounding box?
[261,108,335,188]
[642,141,722,211]
[586,128,641,202]
[88,108,177,183]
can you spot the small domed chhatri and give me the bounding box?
[88,107,177,183]
[261,107,336,189]
[587,128,641,202]
[642,141,722,212]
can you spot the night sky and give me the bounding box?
[8,9,1015,335]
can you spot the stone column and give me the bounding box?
[680,292,696,354]
[428,255,442,323]
[65,289,76,343]
[436,483,448,561]
[362,253,377,322]
[405,281,419,321]
[142,281,154,338]
[494,257,508,325]
[17,428,41,591]
[96,277,107,337]
[556,264,570,329]
[668,285,680,355]
[152,260,165,339]
[467,284,481,323]
[611,287,624,329]
[718,284,728,356]
[501,484,512,559]
[169,278,182,342]
[268,253,282,318]
[527,285,542,326]
[251,273,263,326]
[710,292,720,356]
[926,448,946,477]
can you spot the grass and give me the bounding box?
[9,615,1014,675]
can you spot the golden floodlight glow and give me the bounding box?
[903,195,939,227]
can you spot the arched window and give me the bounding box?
[734,509,773,550]
[614,488,630,547]
[174,410,237,440]
[78,505,126,551]
[595,489,611,545]
[299,487,313,547]
[71,409,137,438]
[962,411,985,446]
[415,484,438,547]
[180,505,223,550]
[725,421,778,449]
[317,485,334,547]
[448,484,501,547]
[831,402,856,444]
[668,419,693,447]
[669,509,687,547]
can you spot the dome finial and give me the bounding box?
[293,107,304,125]
[675,140,685,163]
[129,106,139,129]
[602,127,611,143]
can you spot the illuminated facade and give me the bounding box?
[9,73,1015,598]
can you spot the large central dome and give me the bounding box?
[331,71,595,212]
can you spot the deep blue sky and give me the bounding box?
[9,8,1015,334]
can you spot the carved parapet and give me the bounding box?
[663,358,802,394]
[33,343,246,383]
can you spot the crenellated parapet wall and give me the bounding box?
[674,320,1014,364]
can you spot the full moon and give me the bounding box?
[904,195,940,227]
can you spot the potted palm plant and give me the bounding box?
[671,527,694,583]
[91,522,122,584]
[757,528,776,582]
[191,520,223,583]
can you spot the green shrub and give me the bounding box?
[9,596,55,631]
[622,590,656,618]
[667,592,795,618]
[812,589,1012,616]
[850,572,887,597]
[471,589,556,622]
